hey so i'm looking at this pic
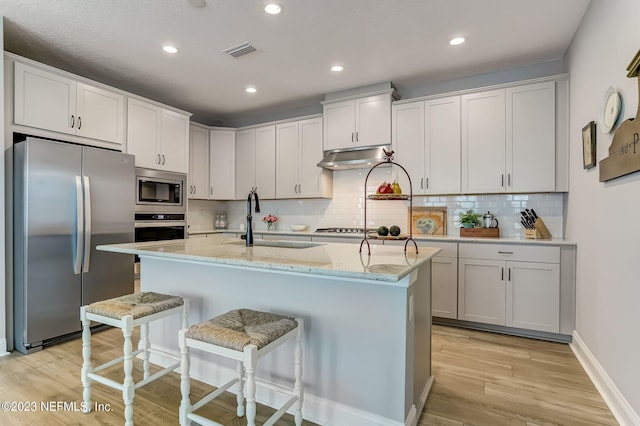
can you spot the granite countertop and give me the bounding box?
[98,235,441,286]
[188,228,576,246]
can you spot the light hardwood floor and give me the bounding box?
[424,325,618,425]
[0,325,618,425]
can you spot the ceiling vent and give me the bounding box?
[223,42,257,58]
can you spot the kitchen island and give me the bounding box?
[98,236,440,426]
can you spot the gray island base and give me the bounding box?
[98,236,440,426]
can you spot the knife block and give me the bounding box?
[524,218,552,239]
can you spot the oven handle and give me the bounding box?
[134,221,187,228]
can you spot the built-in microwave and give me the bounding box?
[135,168,186,214]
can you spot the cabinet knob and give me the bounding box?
[508,173,511,186]
[162,154,166,165]
[157,154,161,164]
[355,131,359,142]
[77,116,82,130]
[70,115,75,129]
[501,174,504,187]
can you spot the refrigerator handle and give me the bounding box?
[83,176,92,273]
[74,176,83,275]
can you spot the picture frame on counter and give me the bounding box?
[582,121,596,169]
[409,206,447,236]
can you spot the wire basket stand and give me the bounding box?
[359,149,418,255]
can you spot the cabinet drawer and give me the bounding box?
[459,243,559,263]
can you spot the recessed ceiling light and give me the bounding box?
[449,37,466,46]
[331,65,344,72]
[162,45,179,54]
[264,3,282,14]
[246,86,257,93]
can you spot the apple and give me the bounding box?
[376,182,388,194]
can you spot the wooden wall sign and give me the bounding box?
[599,49,640,182]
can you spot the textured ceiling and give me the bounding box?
[1,0,590,126]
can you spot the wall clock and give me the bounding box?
[599,86,621,133]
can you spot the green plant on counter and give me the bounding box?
[458,209,481,228]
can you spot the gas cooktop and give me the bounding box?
[314,227,366,234]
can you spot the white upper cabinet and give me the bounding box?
[393,102,425,194]
[276,117,332,199]
[127,98,189,173]
[506,81,556,193]
[14,62,125,146]
[209,129,236,200]
[323,92,393,151]
[461,89,506,194]
[427,96,461,194]
[235,125,276,199]
[461,81,556,194]
[188,124,209,199]
[275,122,300,198]
[393,96,460,195]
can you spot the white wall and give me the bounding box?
[565,0,640,419]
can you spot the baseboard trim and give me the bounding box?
[570,330,640,426]
[407,376,433,426]
[0,339,9,357]
[148,346,409,426]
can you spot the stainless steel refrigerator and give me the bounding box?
[13,136,135,354]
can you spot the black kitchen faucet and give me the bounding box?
[243,187,260,247]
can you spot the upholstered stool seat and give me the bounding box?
[179,309,303,426]
[81,292,188,426]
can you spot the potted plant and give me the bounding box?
[458,209,481,228]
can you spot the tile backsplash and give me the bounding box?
[189,168,565,238]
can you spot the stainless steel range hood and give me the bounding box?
[317,145,391,170]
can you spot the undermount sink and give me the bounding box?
[223,240,323,249]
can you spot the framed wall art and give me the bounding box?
[582,121,596,169]
[409,206,447,236]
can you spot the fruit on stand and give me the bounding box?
[389,225,401,236]
[377,225,389,236]
[391,181,402,194]
[376,182,394,194]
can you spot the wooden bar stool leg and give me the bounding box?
[140,322,151,380]
[122,315,135,426]
[80,307,92,414]
[243,345,258,426]
[294,319,304,426]
[236,360,245,417]
[178,329,191,426]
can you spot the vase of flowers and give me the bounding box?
[262,214,278,231]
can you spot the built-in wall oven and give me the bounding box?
[134,168,187,274]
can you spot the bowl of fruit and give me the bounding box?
[368,181,408,200]
[369,224,407,240]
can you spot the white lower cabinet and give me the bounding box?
[458,243,560,333]
[432,255,458,319]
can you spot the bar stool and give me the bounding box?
[80,292,188,426]
[178,308,303,426]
